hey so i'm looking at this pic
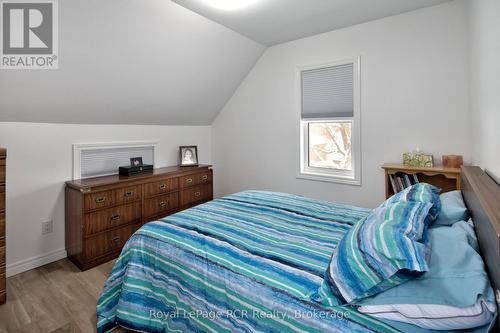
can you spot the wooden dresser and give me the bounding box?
[0,148,6,304]
[65,165,213,270]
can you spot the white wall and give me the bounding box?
[468,0,500,182]
[0,122,211,276]
[0,0,264,125]
[212,1,470,208]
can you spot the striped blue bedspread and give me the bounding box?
[96,191,399,333]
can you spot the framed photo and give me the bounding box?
[130,157,143,167]
[179,146,198,167]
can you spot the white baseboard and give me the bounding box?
[6,248,67,277]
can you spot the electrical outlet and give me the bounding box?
[42,220,53,235]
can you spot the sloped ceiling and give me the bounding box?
[172,0,452,46]
[0,0,265,125]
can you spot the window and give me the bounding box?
[298,58,361,185]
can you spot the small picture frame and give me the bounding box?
[130,157,143,167]
[179,146,198,167]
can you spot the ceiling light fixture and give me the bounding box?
[199,0,261,11]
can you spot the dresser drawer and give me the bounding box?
[115,185,141,205]
[180,171,212,188]
[143,178,178,198]
[0,212,4,238]
[180,184,211,206]
[197,171,212,185]
[0,268,5,294]
[85,222,141,259]
[143,193,179,219]
[180,174,197,188]
[0,187,4,212]
[84,202,141,236]
[0,238,4,266]
[84,190,115,211]
[0,165,5,184]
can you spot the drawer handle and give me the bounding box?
[160,201,168,208]
[110,214,120,221]
[186,178,193,184]
[202,175,208,181]
[95,197,106,203]
[124,191,134,197]
[159,184,167,190]
[111,235,120,242]
[194,191,201,197]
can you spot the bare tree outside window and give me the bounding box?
[308,122,352,170]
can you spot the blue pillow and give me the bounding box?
[321,200,432,304]
[433,190,469,226]
[356,220,495,309]
[382,183,441,223]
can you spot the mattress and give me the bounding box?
[96,191,400,333]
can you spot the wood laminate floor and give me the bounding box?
[0,258,130,333]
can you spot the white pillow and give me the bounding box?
[358,297,496,331]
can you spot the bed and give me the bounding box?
[96,166,500,333]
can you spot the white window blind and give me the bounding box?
[301,63,354,119]
[73,142,156,179]
[298,57,361,186]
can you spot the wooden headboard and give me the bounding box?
[461,166,500,330]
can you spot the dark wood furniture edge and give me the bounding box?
[65,186,83,268]
[461,166,500,332]
[0,148,5,304]
[66,165,212,191]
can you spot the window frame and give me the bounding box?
[297,57,361,186]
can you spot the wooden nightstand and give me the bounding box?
[382,163,461,199]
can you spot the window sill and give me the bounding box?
[297,172,361,186]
